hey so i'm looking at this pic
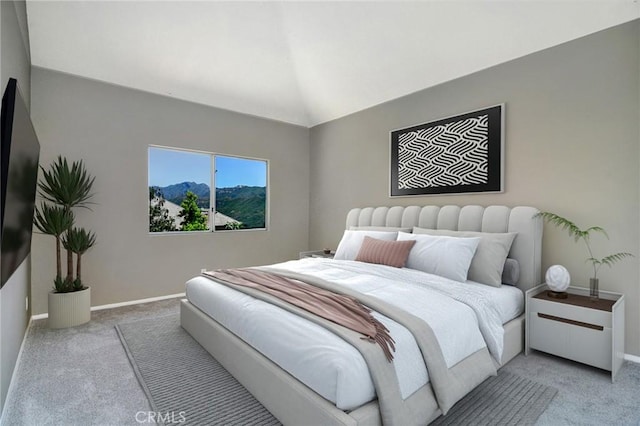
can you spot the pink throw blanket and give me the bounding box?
[205,268,396,361]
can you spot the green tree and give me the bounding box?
[179,191,208,231]
[149,187,176,232]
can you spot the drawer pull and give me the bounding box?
[537,313,604,331]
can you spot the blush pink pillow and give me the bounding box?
[355,236,416,268]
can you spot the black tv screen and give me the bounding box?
[1,78,41,288]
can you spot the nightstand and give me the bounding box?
[525,284,625,382]
[299,250,334,260]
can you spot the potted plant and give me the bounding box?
[535,211,632,300]
[34,156,96,328]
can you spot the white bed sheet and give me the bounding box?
[467,279,524,324]
[185,258,523,411]
[268,259,523,360]
[186,275,377,410]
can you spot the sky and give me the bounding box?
[148,147,266,188]
[215,155,267,188]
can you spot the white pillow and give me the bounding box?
[334,230,399,261]
[397,232,480,282]
[349,226,412,233]
[412,227,517,287]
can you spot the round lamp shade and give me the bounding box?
[546,265,570,292]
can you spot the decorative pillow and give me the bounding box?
[334,230,399,261]
[397,232,480,282]
[412,227,517,287]
[501,258,520,286]
[355,237,416,268]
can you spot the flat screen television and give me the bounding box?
[1,78,41,288]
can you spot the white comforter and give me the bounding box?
[185,258,522,410]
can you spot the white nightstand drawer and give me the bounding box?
[525,284,624,382]
[530,298,611,328]
[530,311,612,370]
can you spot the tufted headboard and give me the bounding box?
[345,205,543,292]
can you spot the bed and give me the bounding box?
[180,205,543,425]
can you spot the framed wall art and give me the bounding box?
[390,104,504,197]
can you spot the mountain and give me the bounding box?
[154,182,210,208]
[152,182,266,229]
[216,186,266,229]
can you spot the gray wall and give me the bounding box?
[0,0,32,414]
[30,68,310,315]
[309,21,640,355]
[1,0,30,104]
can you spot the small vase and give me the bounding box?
[589,278,599,300]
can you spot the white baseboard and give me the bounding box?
[0,316,32,424]
[624,353,640,364]
[30,293,185,320]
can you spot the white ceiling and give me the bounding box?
[26,1,640,127]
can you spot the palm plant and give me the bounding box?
[38,156,95,209]
[62,227,96,291]
[535,212,633,281]
[34,204,74,290]
[34,156,96,293]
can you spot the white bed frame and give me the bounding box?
[181,205,543,425]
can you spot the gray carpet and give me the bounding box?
[117,313,557,426]
[431,371,557,425]
[501,351,640,425]
[116,314,280,426]
[4,298,639,425]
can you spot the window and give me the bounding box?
[148,146,268,233]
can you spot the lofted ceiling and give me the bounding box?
[26,1,639,127]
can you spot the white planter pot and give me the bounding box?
[48,287,91,329]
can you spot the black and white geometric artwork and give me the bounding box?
[390,105,503,196]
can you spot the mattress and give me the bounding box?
[185,258,523,410]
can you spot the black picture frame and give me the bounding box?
[390,104,504,197]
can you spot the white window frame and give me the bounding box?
[148,145,269,234]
